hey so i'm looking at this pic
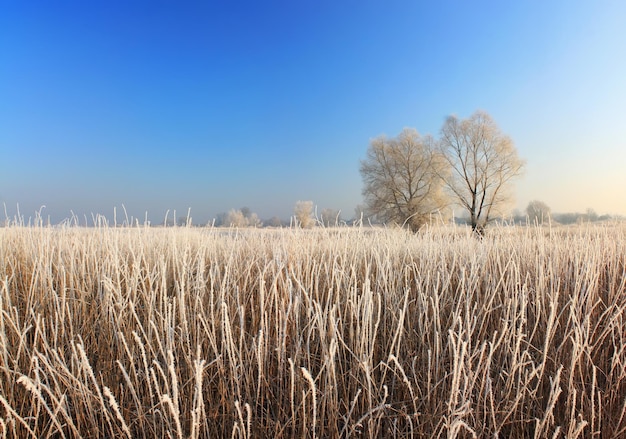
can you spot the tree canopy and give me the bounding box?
[360,128,448,232]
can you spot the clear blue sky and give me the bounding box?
[2,0,625,224]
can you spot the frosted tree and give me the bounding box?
[360,128,449,232]
[320,208,341,227]
[225,209,247,227]
[438,111,525,234]
[526,200,551,225]
[224,209,262,227]
[294,201,315,228]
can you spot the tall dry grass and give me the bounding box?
[0,223,625,438]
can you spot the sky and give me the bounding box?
[1,0,625,225]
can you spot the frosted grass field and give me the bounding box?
[1,223,625,438]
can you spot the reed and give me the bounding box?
[0,223,625,437]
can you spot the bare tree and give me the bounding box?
[320,208,341,227]
[224,209,247,227]
[294,201,315,228]
[438,111,525,234]
[360,128,448,232]
[526,200,551,225]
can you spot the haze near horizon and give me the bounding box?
[1,1,625,224]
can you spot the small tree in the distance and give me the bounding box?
[294,201,315,228]
[320,208,341,227]
[224,209,247,227]
[526,200,551,225]
[224,209,262,227]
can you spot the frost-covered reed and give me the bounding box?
[0,223,625,437]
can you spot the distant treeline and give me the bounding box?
[510,210,620,225]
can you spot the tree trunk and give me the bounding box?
[471,221,485,238]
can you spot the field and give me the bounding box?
[1,223,625,438]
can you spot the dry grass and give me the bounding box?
[0,223,625,438]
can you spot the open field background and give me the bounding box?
[1,224,625,438]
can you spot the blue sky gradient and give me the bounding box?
[2,1,625,224]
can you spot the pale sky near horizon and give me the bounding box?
[1,1,625,224]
